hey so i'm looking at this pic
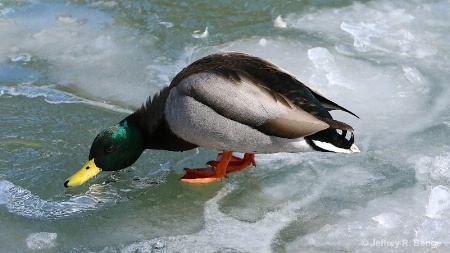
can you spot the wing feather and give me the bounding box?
[179,71,330,139]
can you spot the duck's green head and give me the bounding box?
[64,115,145,188]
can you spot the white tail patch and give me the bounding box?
[312,140,360,153]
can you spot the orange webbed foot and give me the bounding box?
[206,153,256,174]
[180,167,223,183]
[180,151,233,183]
[180,151,256,184]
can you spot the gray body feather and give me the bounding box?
[165,72,330,153]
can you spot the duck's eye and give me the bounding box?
[105,146,115,153]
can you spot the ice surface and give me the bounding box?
[0,175,171,219]
[259,38,268,47]
[289,1,446,59]
[426,185,450,219]
[0,179,117,219]
[274,15,287,28]
[0,2,163,107]
[90,1,119,9]
[307,47,351,88]
[0,149,186,219]
[0,83,133,113]
[120,186,301,253]
[415,155,450,187]
[26,232,57,250]
[192,27,209,38]
[159,21,174,28]
[372,212,399,228]
[10,53,31,62]
[287,186,450,252]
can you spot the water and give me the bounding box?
[1,0,449,252]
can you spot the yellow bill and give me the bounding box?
[64,159,102,188]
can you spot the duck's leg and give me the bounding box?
[207,153,256,174]
[180,151,233,183]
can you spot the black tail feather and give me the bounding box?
[305,128,355,152]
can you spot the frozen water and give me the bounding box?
[0,176,167,219]
[0,83,81,104]
[192,27,209,38]
[259,38,268,47]
[415,155,450,187]
[0,2,163,107]
[307,47,351,88]
[10,53,31,62]
[372,212,399,228]
[402,66,426,86]
[289,1,446,59]
[90,1,119,9]
[26,232,57,250]
[160,21,174,28]
[0,150,187,219]
[426,186,450,219]
[0,83,133,113]
[120,186,301,253]
[0,179,117,219]
[289,186,449,252]
[274,15,287,28]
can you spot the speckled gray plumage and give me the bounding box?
[165,72,331,153]
[136,51,358,153]
[165,73,317,153]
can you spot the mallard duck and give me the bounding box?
[64,52,359,187]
